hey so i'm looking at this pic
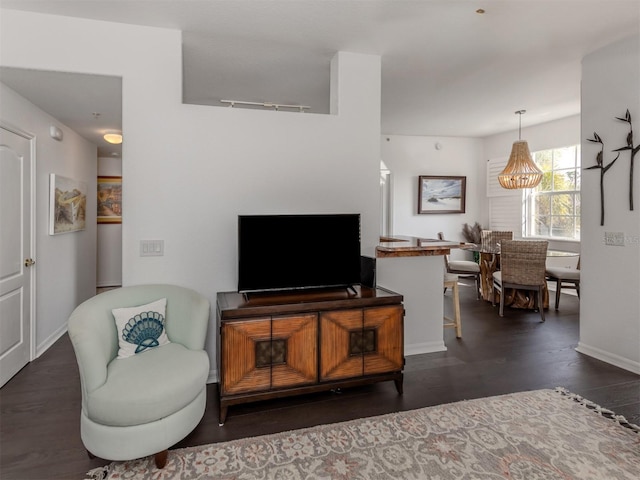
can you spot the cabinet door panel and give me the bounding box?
[271,314,318,388]
[320,309,363,381]
[221,318,271,395]
[363,305,404,375]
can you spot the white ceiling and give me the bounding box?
[1,0,639,155]
[0,67,122,157]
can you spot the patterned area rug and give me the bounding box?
[86,388,639,479]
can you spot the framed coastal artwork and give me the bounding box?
[49,174,87,234]
[418,175,466,214]
[97,176,122,224]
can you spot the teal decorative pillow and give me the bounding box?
[112,298,170,359]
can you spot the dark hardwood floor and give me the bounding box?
[1,279,638,479]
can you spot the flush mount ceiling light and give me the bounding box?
[103,131,123,144]
[498,110,543,189]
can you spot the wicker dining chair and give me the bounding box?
[492,240,548,321]
[481,230,513,251]
[437,232,481,299]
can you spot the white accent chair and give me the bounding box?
[68,284,210,469]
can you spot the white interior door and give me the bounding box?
[0,125,34,388]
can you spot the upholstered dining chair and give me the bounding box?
[481,230,513,251]
[67,284,210,469]
[492,240,548,322]
[546,256,581,310]
[437,232,481,299]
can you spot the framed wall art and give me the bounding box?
[49,174,87,234]
[97,176,122,224]
[418,175,466,214]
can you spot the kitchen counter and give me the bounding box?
[374,235,464,355]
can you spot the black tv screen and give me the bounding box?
[238,214,361,293]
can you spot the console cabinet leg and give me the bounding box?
[394,376,404,394]
[219,405,228,426]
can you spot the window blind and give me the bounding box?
[487,157,523,237]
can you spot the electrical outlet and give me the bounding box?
[604,232,625,246]
[140,240,164,256]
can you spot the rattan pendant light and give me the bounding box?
[498,110,543,189]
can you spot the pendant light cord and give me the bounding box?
[515,109,526,140]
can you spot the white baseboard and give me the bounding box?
[405,341,447,356]
[36,323,68,359]
[576,342,640,374]
[547,284,578,296]
[207,369,219,384]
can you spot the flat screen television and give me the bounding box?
[238,214,361,293]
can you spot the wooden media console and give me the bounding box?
[216,285,404,424]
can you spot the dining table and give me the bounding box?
[461,244,578,310]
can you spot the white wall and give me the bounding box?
[483,115,581,160]
[0,82,97,355]
[1,10,381,380]
[379,118,581,260]
[380,135,484,261]
[578,35,640,374]
[97,156,122,287]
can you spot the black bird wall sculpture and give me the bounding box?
[586,132,619,226]
[613,109,639,211]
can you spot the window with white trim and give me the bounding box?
[525,145,580,240]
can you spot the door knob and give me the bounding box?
[24,258,36,267]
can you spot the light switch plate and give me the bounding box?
[140,239,164,256]
[604,232,625,246]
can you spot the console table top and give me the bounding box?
[376,235,463,258]
[217,285,402,319]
